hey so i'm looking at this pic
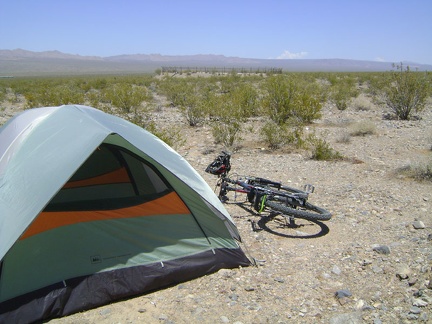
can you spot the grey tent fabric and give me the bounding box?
[0,105,250,323]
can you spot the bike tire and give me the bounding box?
[265,200,332,221]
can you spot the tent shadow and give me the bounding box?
[231,202,330,239]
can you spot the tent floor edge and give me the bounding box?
[0,247,250,323]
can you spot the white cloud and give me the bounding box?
[276,50,308,59]
[374,57,386,62]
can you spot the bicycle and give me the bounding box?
[205,151,331,232]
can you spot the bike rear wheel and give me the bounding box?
[265,200,332,221]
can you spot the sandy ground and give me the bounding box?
[2,93,432,323]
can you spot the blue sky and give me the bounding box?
[1,0,431,64]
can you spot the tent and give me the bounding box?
[0,105,250,323]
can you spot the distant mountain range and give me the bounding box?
[1,49,431,76]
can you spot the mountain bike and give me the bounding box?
[205,151,331,233]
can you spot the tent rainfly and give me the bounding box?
[0,105,250,323]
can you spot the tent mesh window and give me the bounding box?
[46,144,172,211]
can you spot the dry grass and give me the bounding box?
[349,120,376,136]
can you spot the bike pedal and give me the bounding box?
[220,195,229,202]
[303,184,314,193]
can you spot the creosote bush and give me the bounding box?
[260,121,306,150]
[104,83,150,113]
[261,75,323,125]
[24,83,86,108]
[308,135,343,161]
[383,64,431,120]
[328,74,359,111]
[209,89,247,148]
[1,70,430,155]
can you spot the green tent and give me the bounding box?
[0,105,250,322]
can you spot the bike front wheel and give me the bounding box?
[265,200,332,221]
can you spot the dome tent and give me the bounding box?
[0,105,250,323]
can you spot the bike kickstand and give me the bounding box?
[287,216,296,227]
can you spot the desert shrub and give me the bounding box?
[352,93,374,111]
[209,91,245,148]
[308,135,343,161]
[231,82,259,118]
[145,122,185,149]
[157,78,211,126]
[349,120,376,136]
[329,75,359,111]
[336,131,351,144]
[123,112,184,149]
[211,121,242,148]
[181,96,207,126]
[0,86,6,102]
[260,120,307,150]
[103,83,150,113]
[179,81,213,126]
[260,121,287,149]
[383,64,431,120]
[24,82,85,108]
[157,78,193,107]
[85,90,104,109]
[396,159,432,182]
[85,77,109,91]
[261,75,323,125]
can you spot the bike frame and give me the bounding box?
[206,151,332,223]
[217,174,310,211]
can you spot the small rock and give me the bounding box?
[245,303,261,310]
[229,294,238,301]
[244,286,255,292]
[99,308,111,316]
[406,313,418,320]
[413,289,424,297]
[329,311,362,324]
[220,315,229,323]
[396,264,411,280]
[408,277,418,286]
[419,312,429,322]
[159,314,168,321]
[337,297,351,305]
[413,220,425,229]
[218,269,233,278]
[335,289,352,299]
[138,308,146,313]
[372,244,391,255]
[372,266,383,274]
[412,298,428,307]
[410,306,421,314]
[355,299,365,310]
[373,318,383,324]
[332,265,342,275]
[361,259,373,267]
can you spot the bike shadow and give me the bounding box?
[232,201,330,239]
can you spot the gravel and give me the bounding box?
[3,95,431,323]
